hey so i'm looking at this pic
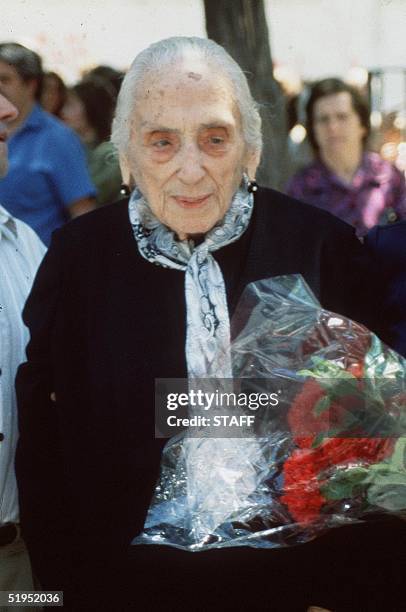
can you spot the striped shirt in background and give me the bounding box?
[0,205,45,525]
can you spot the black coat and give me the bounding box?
[16,188,404,611]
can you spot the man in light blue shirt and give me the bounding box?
[0,91,46,607]
[0,43,96,245]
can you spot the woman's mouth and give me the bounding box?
[173,195,211,208]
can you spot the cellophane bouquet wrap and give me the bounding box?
[133,275,406,551]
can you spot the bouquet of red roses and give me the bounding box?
[282,375,400,524]
[133,275,406,550]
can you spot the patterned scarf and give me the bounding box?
[128,182,254,378]
[129,184,263,542]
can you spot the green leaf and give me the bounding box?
[321,467,369,501]
[311,432,325,448]
[363,438,406,511]
[367,483,406,511]
[390,438,406,471]
[313,396,331,416]
[299,358,352,380]
[323,378,359,398]
[311,427,344,448]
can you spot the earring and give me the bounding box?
[247,179,258,193]
[120,183,131,196]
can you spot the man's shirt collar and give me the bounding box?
[0,204,18,240]
[12,103,43,138]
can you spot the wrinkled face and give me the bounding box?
[61,92,88,137]
[124,61,256,239]
[0,61,35,121]
[313,91,366,157]
[0,92,18,177]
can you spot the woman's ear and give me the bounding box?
[119,154,131,185]
[245,148,261,179]
[119,154,136,189]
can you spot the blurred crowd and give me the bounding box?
[0,41,405,247]
[0,43,123,245]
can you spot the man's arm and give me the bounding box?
[49,127,97,215]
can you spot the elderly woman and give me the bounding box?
[15,38,401,611]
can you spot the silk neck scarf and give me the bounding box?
[128,181,254,378]
[130,184,262,543]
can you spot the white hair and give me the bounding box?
[111,36,262,157]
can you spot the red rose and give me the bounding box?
[281,448,326,522]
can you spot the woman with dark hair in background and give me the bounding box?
[61,77,122,205]
[287,78,406,236]
[41,71,67,117]
[84,64,124,99]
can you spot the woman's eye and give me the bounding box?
[210,136,224,145]
[200,129,228,153]
[153,139,172,148]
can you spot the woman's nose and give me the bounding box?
[176,143,206,184]
[326,117,340,133]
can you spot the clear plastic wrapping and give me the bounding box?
[133,275,406,551]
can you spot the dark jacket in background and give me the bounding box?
[365,220,406,357]
[16,188,404,611]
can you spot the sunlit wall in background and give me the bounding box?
[1,0,206,82]
[267,0,406,112]
[2,0,406,88]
